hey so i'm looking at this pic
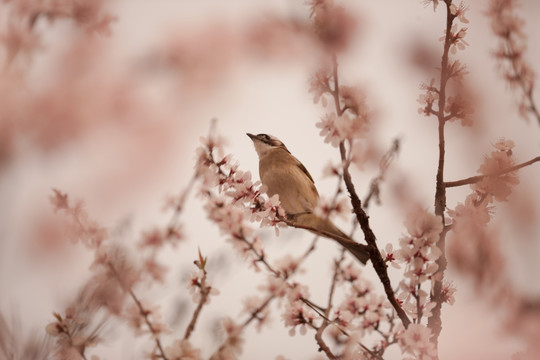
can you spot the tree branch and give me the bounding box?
[339,141,411,329]
[108,263,168,360]
[444,156,540,188]
[428,0,455,348]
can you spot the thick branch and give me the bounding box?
[428,0,454,349]
[339,142,411,329]
[444,156,540,188]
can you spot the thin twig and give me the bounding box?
[363,138,401,210]
[184,270,211,340]
[500,23,540,124]
[314,250,345,359]
[108,263,168,360]
[301,297,381,360]
[444,156,540,188]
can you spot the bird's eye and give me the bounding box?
[258,134,270,141]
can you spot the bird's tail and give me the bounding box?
[292,213,370,264]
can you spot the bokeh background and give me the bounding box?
[1,0,540,359]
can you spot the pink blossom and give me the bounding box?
[165,339,202,360]
[493,138,515,152]
[440,24,469,54]
[316,113,342,147]
[450,2,469,24]
[241,296,270,331]
[309,0,358,53]
[339,262,363,283]
[334,113,370,141]
[423,0,439,12]
[321,161,341,178]
[472,142,519,202]
[286,283,310,303]
[441,280,457,305]
[314,196,350,221]
[444,93,475,126]
[281,301,314,336]
[220,317,244,356]
[417,80,439,116]
[260,276,288,298]
[309,68,331,105]
[187,269,219,304]
[404,207,443,245]
[143,257,168,283]
[339,86,367,116]
[398,324,437,359]
[380,243,401,269]
[139,228,165,248]
[447,193,491,230]
[274,255,302,278]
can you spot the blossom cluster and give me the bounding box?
[307,0,372,155]
[448,139,518,287]
[309,0,357,54]
[195,134,285,265]
[418,2,475,127]
[396,208,445,321]
[325,261,402,356]
[312,79,372,150]
[398,323,437,360]
[473,139,519,202]
[47,189,174,359]
[1,0,115,66]
[195,132,326,341]
[487,0,537,121]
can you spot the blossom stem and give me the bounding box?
[108,263,168,360]
[331,55,345,116]
[502,26,540,124]
[167,173,197,232]
[301,297,379,359]
[184,270,211,340]
[444,156,540,188]
[314,250,345,360]
[363,138,400,210]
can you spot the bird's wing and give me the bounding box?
[260,149,319,213]
[295,160,315,184]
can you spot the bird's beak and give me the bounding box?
[246,133,256,141]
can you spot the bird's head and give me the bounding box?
[247,133,289,157]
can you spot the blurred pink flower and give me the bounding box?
[398,323,437,360]
[281,301,314,336]
[309,0,358,54]
[165,339,202,360]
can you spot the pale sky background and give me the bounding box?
[1,0,540,359]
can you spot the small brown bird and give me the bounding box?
[247,133,370,264]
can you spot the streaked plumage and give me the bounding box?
[247,133,370,264]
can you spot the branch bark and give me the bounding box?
[428,0,454,349]
[339,142,411,329]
